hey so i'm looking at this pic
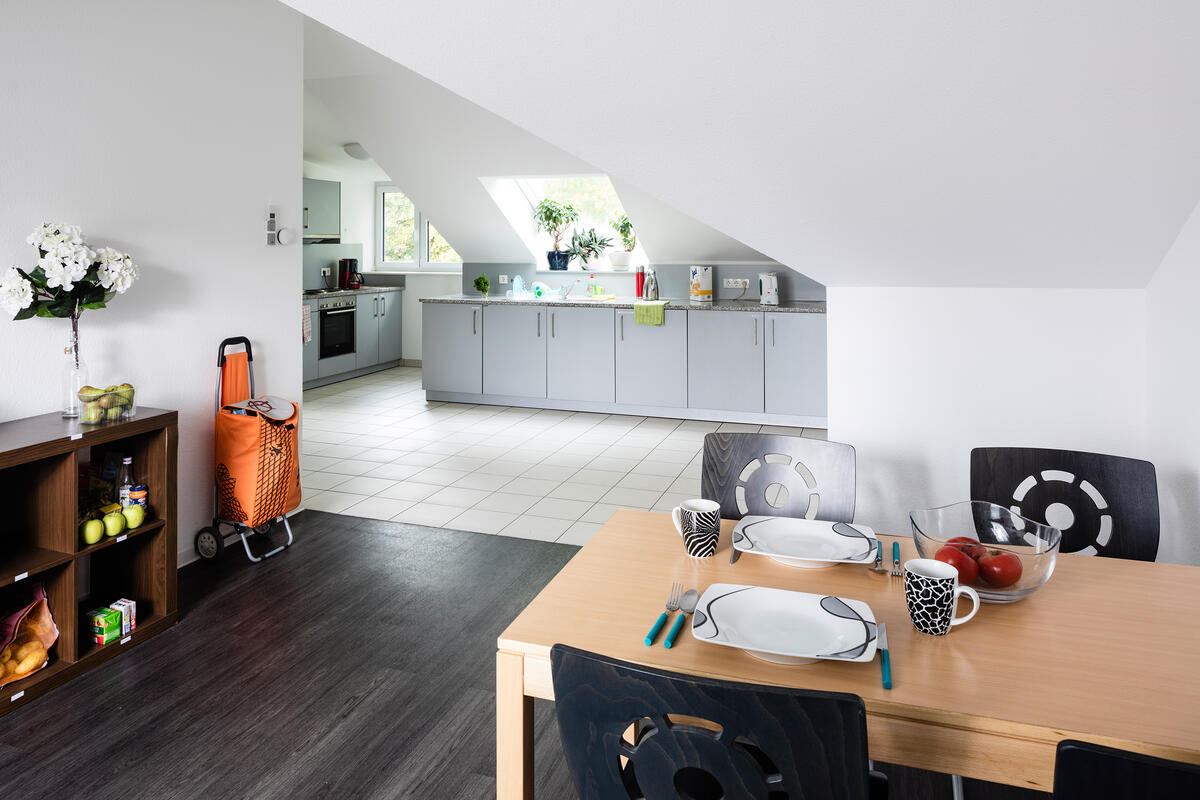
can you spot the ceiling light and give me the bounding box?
[343,142,370,161]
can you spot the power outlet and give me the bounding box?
[723,278,750,289]
[320,267,332,277]
[499,274,509,284]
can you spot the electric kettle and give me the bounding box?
[642,267,659,300]
[759,272,779,306]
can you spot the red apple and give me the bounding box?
[978,550,1023,588]
[935,545,980,586]
[946,536,987,560]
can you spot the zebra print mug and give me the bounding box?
[903,558,981,635]
[671,499,721,558]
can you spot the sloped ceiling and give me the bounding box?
[303,20,771,264]
[286,1,1200,287]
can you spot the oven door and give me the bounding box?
[319,307,356,358]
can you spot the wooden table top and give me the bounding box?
[499,509,1200,765]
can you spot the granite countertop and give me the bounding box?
[419,294,826,314]
[302,286,405,299]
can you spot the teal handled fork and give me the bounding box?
[645,582,682,646]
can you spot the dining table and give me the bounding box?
[495,509,1200,799]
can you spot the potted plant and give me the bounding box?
[608,213,636,269]
[0,223,138,417]
[473,273,490,297]
[533,198,579,270]
[567,228,613,268]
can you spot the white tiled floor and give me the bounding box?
[300,366,827,546]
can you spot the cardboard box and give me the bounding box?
[109,599,137,635]
[87,607,121,645]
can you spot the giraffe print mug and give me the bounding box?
[903,558,981,635]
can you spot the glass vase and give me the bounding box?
[61,333,88,419]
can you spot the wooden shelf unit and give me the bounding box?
[0,407,177,717]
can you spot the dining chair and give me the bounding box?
[969,447,1159,561]
[701,432,856,522]
[550,644,886,800]
[1053,739,1200,799]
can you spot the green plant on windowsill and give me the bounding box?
[567,228,613,267]
[534,199,580,270]
[610,213,636,252]
[473,274,490,297]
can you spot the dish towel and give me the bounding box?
[634,300,667,326]
[301,304,312,344]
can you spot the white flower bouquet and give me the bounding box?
[1,223,138,319]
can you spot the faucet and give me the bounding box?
[558,279,581,300]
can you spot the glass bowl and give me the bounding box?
[910,501,1061,603]
[77,384,136,425]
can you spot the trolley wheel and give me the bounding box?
[254,522,274,536]
[195,526,224,560]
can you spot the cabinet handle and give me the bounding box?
[380,296,386,317]
[771,318,775,347]
[374,296,379,317]
[537,312,541,337]
[753,317,758,346]
[303,208,309,229]
[472,309,477,335]
[620,314,624,341]
[551,312,555,338]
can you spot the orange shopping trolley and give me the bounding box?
[194,337,298,562]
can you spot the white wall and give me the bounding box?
[827,288,1148,536]
[0,0,303,566]
[1147,202,1200,566]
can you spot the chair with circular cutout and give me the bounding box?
[550,644,887,800]
[970,447,1159,561]
[701,433,857,522]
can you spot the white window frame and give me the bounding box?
[374,182,462,273]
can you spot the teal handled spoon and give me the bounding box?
[664,589,700,648]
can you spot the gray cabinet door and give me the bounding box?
[687,311,764,412]
[378,292,403,363]
[615,309,688,408]
[422,303,482,394]
[303,298,319,382]
[765,312,827,417]
[483,305,546,398]
[303,178,340,237]
[356,295,379,369]
[547,307,615,402]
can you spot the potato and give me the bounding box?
[2,659,17,676]
[15,649,45,675]
[0,645,12,663]
[15,641,41,661]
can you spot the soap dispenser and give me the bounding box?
[587,274,597,298]
[512,274,525,297]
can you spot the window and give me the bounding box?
[375,183,461,271]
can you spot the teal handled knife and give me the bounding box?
[879,623,893,690]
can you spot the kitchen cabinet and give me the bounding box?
[765,311,827,417]
[378,292,403,363]
[303,298,318,382]
[615,309,688,408]
[356,295,379,369]
[483,305,546,398]
[303,178,340,239]
[422,302,482,394]
[547,307,615,402]
[687,311,764,413]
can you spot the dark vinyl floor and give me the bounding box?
[0,511,1045,800]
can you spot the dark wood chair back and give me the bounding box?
[550,644,881,800]
[1053,739,1200,799]
[701,432,856,522]
[970,447,1159,561]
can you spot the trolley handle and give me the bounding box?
[218,337,254,366]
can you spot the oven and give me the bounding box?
[318,296,356,359]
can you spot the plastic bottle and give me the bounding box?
[587,274,597,297]
[116,457,134,507]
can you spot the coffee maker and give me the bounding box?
[337,258,358,290]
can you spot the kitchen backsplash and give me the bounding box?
[459,262,825,301]
[303,243,364,290]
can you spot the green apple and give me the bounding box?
[81,402,104,424]
[102,511,126,537]
[80,518,104,545]
[121,504,146,529]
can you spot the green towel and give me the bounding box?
[634,300,667,326]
